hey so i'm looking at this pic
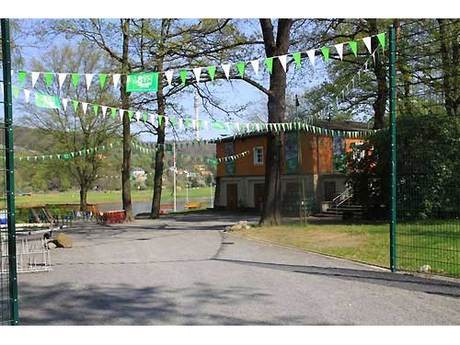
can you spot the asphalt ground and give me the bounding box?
[18,212,460,325]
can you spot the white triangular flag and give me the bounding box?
[31,72,40,88]
[278,55,287,72]
[119,109,124,120]
[101,106,107,117]
[23,89,31,103]
[112,74,121,88]
[62,98,69,111]
[193,67,202,83]
[221,64,231,79]
[85,74,94,90]
[307,50,316,67]
[179,118,184,130]
[165,70,174,86]
[150,114,156,124]
[250,59,259,75]
[135,111,141,122]
[58,73,67,89]
[81,102,88,114]
[335,43,344,60]
[363,37,372,54]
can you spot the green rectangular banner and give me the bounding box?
[126,72,159,92]
[35,93,61,109]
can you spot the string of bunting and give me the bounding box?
[313,47,380,119]
[334,47,380,108]
[13,86,376,138]
[8,33,386,93]
[17,141,155,162]
[216,150,249,163]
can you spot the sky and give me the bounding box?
[4,19,333,143]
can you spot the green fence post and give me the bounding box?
[388,25,397,272]
[1,18,20,325]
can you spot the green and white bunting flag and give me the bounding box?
[349,41,358,57]
[35,93,61,109]
[15,33,384,91]
[264,57,273,74]
[126,72,159,92]
[321,47,330,62]
[207,66,216,81]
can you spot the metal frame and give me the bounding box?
[1,18,19,325]
[388,25,397,273]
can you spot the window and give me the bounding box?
[253,146,264,165]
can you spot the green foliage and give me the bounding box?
[347,113,460,219]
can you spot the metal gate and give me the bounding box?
[1,18,19,325]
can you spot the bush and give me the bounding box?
[347,114,460,220]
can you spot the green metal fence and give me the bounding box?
[392,20,460,278]
[1,18,19,325]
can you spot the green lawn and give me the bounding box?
[233,220,460,278]
[15,187,213,207]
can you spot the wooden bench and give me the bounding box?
[185,201,202,210]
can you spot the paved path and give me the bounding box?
[19,212,460,325]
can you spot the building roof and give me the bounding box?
[212,120,372,143]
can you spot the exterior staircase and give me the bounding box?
[321,186,365,219]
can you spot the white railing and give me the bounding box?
[331,186,353,208]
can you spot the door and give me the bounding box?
[226,183,238,210]
[324,181,336,201]
[253,183,265,211]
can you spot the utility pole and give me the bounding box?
[210,173,214,208]
[185,171,190,204]
[173,141,177,212]
[194,91,200,141]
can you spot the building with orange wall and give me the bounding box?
[213,120,367,213]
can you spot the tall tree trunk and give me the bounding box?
[120,18,133,221]
[150,19,168,219]
[368,19,388,129]
[150,85,166,218]
[79,184,88,211]
[259,19,292,226]
[438,19,459,116]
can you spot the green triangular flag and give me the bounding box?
[92,104,99,115]
[292,52,301,69]
[377,33,386,50]
[17,71,27,85]
[158,115,164,125]
[12,86,19,99]
[264,57,273,74]
[348,41,358,57]
[128,110,133,119]
[72,100,79,112]
[179,70,187,85]
[44,72,54,87]
[99,74,107,88]
[71,74,81,88]
[236,62,246,78]
[321,47,330,62]
[111,108,117,118]
[143,112,148,122]
[207,66,216,81]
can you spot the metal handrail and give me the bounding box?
[331,186,353,208]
